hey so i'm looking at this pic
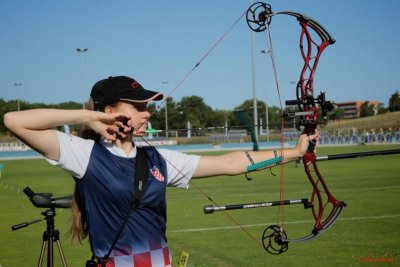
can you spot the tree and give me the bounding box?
[388,91,400,112]
[178,96,215,135]
[359,101,375,117]
[147,97,183,131]
[377,103,387,115]
[328,108,344,121]
[231,99,281,131]
[0,99,82,134]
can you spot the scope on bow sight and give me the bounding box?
[23,187,72,209]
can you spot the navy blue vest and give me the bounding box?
[76,143,169,257]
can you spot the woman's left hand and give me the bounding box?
[296,130,320,157]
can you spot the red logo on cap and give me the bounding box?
[131,80,140,89]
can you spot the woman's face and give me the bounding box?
[108,101,150,136]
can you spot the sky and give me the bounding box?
[1,0,399,111]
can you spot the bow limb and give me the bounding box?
[288,8,346,241]
[283,8,346,245]
[287,151,347,243]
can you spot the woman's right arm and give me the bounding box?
[3,109,128,161]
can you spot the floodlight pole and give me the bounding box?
[250,24,259,140]
[261,49,270,141]
[162,81,169,138]
[14,82,22,111]
[290,81,296,133]
[76,48,88,109]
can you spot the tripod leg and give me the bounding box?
[53,229,68,267]
[38,239,47,267]
[48,236,54,267]
[38,230,55,267]
[55,239,68,267]
[36,210,69,267]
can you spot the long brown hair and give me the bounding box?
[69,98,116,242]
[69,184,88,242]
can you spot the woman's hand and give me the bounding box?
[296,130,320,157]
[87,111,132,141]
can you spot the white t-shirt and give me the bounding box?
[46,131,201,189]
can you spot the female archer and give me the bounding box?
[4,75,318,267]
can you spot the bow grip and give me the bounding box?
[307,132,317,153]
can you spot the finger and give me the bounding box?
[313,133,320,152]
[308,132,319,142]
[111,119,130,132]
[104,129,117,141]
[114,120,124,127]
[107,125,119,133]
[114,113,131,124]
[117,124,133,134]
[116,131,126,140]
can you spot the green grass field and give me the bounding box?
[1,144,399,267]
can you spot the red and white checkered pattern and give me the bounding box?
[150,166,165,182]
[101,246,172,267]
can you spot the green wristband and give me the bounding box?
[247,156,282,172]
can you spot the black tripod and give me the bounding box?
[12,187,71,267]
[38,208,68,267]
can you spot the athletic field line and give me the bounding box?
[168,214,400,233]
[167,185,400,200]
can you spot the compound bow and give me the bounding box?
[246,2,347,254]
[138,1,347,255]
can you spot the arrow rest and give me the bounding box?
[262,225,289,255]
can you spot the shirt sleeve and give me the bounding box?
[158,149,201,189]
[45,131,94,178]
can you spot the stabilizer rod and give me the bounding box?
[204,198,311,214]
[316,149,400,161]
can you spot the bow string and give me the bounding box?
[137,6,268,252]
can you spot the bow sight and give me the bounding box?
[285,90,336,131]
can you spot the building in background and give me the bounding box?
[336,101,381,119]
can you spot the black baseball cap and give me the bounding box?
[90,76,163,110]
